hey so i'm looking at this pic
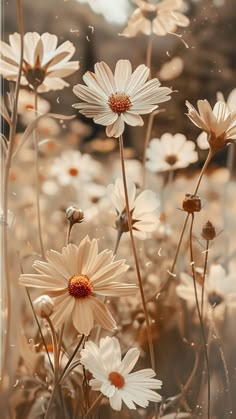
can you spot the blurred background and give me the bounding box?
[3,0,236,160]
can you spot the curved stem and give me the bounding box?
[84,393,103,419]
[1,0,24,389]
[189,214,210,419]
[113,228,123,255]
[201,240,209,318]
[66,223,72,246]
[33,89,45,259]
[119,135,156,372]
[163,349,200,412]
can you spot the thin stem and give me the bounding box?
[44,318,59,419]
[119,135,156,372]
[193,150,214,196]
[163,350,200,412]
[1,0,24,388]
[84,393,103,419]
[142,109,160,187]
[33,89,45,259]
[201,241,209,318]
[113,228,123,255]
[66,223,72,245]
[189,214,210,419]
[26,289,54,373]
[146,34,153,75]
[59,334,84,385]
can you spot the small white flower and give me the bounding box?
[0,32,79,91]
[107,178,159,239]
[80,336,162,411]
[17,89,50,124]
[122,0,189,37]
[176,265,236,311]
[50,150,102,186]
[73,59,172,138]
[146,133,198,173]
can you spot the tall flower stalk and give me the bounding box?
[1,0,24,389]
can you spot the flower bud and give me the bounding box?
[33,295,54,318]
[66,206,84,224]
[201,220,216,241]
[182,194,201,213]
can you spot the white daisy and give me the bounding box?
[72,59,172,138]
[17,88,50,124]
[50,150,102,186]
[107,178,159,239]
[122,0,189,38]
[19,236,138,336]
[80,336,162,411]
[186,99,236,152]
[0,32,79,92]
[146,133,198,173]
[176,265,236,311]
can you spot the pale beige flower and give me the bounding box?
[73,59,172,138]
[80,336,162,411]
[107,178,159,239]
[19,236,138,336]
[146,133,198,173]
[186,99,236,152]
[0,32,79,92]
[123,0,189,37]
[158,56,184,81]
[17,88,50,124]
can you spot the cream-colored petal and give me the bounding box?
[106,116,125,138]
[114,60,132,92]
[88,297,117,331]
[72,298,94,335]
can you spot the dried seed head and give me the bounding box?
[33,295,54,318]
[66,206,84,224]
[182,194,201,213]
[201,220,216,241]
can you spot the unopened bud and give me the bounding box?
[182,194,201,213]
[201,220,216,240]
[66,206,84,224]
[33,295,54,318]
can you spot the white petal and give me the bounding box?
[114,60,132,92]
[106,116,125,138]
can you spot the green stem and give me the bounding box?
[59,334,84,385]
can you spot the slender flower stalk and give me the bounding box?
[33,89,45,259]
[119,135,156,373]
[84,393,103,419]
[44,318,60,419]
[201,240,210,318]
[146,34,153,76]
[1,0,24,389]
[59,334,84,385]
[189,214,210,419]
[142,109,161,187]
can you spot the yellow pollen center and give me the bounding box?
[68,274,93,298]
[68,167,79,177]
[108,372,125,389]
[108,92,131,114]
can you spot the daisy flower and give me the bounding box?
[80,336,162,411]
[107,178,159,239]
[122,0,189,38]
[19,236,138,336]
[146,133,198,173]
[176,265,236,312]
[0,32,79,92]
[196,90,236,150]
[50,150,102,186]
[186,100,236,152]
[72,59,172,138]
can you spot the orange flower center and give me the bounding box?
[108,92,131,114]
[68,167,79,177]
[108,372,125,389]
[68,274,93,298]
